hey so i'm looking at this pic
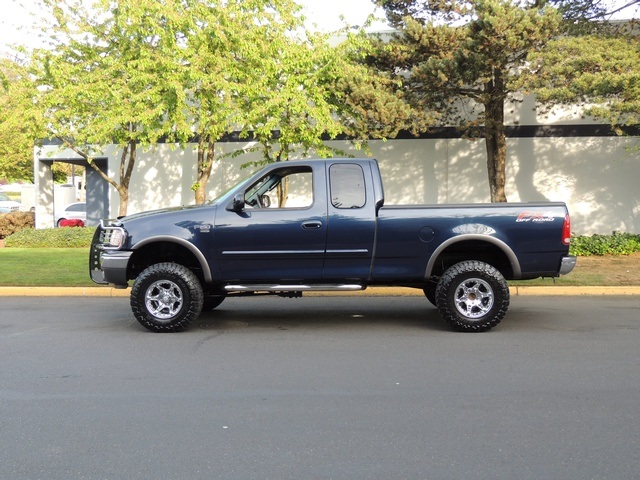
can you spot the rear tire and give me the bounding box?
[130,262,204,332]
[435,260,510,332]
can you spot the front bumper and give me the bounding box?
[559,255,577,275]
[100,250,133,286]
[89,226,132,286]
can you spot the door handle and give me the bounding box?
[301,220,323,230]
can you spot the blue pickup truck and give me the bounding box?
[90,158,575,332]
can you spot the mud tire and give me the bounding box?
[130,262,204,332]
[435,260,510,332]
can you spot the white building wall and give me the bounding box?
[36,132,639,235]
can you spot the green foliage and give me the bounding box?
[4,226,95,248]
[521,34,640,130]
[570,232,640,256]
[0,59,45,182]
[177,0,307,202]
[32,0,200,215]
[371,0,562,202]
[331,31,426,142]
[238,28,346,165]
[0,211,35,239]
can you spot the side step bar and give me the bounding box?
[224,284,365,293]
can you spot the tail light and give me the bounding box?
[562,214,571,246]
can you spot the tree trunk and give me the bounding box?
[57,134,136,217]
[195,137,215,205]
[117,140,136,216]
[117,185,129,217]
[484,72,508,203]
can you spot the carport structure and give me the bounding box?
[34,155,109,229]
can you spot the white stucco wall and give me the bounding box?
[35,133,639,235]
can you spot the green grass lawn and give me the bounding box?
[0,248,95,287]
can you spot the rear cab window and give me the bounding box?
[329,163,366,209]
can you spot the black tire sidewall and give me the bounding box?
[423,283,437,306]
[130,262,204,332]
[202,295,226,311]
[436,261,510,332]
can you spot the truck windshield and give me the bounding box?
[207,170,259,206]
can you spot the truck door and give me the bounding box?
[322,162,377,281]
[214,164,327,282]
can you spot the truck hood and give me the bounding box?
[111,203,219,248]
[117,204,206,223]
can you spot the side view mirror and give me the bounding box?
[227,193,245,212]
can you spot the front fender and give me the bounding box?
[133,236,213,283]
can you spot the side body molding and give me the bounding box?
[425,234,522,279]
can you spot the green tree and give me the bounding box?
[238,29,348,167]
[31,0,189,215]
[177,0,306,204]
[521,33,639,134]
[370,0,563,202]
[0,59,40,182]
[238,24,425,170]
[323,29,432,149]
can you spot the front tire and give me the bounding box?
[435,261,510,332]
[130,262,204,332]
[423,282,437,307]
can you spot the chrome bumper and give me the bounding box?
[101,251,133,287]
[559,256,577,275]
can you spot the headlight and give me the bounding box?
[100,226,127,250]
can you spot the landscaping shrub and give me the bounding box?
[570,232,640,256]
[0,211,35,239]
[4,226,96,248]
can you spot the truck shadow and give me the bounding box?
[193,296,449,332]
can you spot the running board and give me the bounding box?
[224,284,365,293]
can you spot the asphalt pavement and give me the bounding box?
[1,295,639,479]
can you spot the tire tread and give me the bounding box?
[435,260,510,332]
[130,262,204,333]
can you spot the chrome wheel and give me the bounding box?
[131,263,204,332]
[435,261,509,332]
[453,278,494,319]
[145,280,184,320]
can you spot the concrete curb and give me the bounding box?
[0,286,639,297]
[509,286,640,296]
[0,286,130,297]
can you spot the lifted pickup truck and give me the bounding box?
[90,158,575,332]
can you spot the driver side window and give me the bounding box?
[245,167,313,209]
